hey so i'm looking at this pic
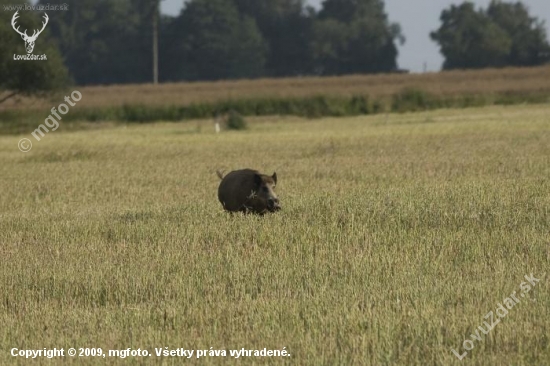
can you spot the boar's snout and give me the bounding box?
[268,198,281,211]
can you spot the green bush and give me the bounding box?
[391,88,436,113]
[226,110,247,130]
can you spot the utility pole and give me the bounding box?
[152,0,160,84]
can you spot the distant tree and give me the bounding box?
[318,0,384,23]
[232,0,315,77]
[131,0,162,84]
[163,0,267,81]
[487,1,550,66]
[431,1,550,70]
[0,1,69,104]
[431,3,511,69]
[312,0,403,75]
[310,18,349,74]
[40,0,148,85]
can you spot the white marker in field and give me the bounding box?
[215,122,220,133]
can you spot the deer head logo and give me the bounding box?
[11,11,49,54]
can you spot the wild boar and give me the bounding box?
[217,169,280,214]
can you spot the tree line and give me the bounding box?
[43,0,405,85]
[0,0,549,101]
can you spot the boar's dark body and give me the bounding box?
[217,169,280,215]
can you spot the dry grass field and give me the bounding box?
[1,65,550,110]
[0,103,548,365]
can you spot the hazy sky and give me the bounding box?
[161,0,550,73]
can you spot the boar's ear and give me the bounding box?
[272,172,277,184]
[254,173,263,186]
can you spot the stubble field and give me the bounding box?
[0,104,549,365]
